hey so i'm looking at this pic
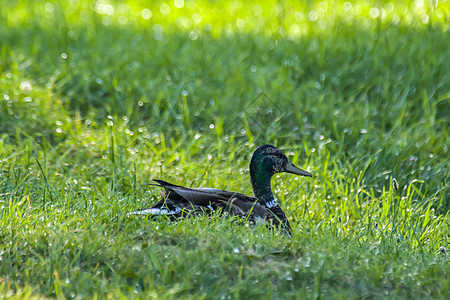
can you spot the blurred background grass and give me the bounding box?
[1,0,448,207]
[0,0,449,298]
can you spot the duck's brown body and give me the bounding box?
[134,179,292,234]
[132,145,312,235]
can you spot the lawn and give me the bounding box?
[1,0,449,298]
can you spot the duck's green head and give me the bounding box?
[249,145,311,201]
[250,145,312,180]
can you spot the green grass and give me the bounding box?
[1,0,449,298]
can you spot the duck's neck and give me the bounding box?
[250,168,275,203]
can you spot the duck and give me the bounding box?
[132,145,312,235]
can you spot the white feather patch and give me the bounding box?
[130,207,181,215]
[265,199,279,208]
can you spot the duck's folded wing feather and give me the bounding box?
[167,186,231,205]
[153,179,257,207]
[138,180,287,227]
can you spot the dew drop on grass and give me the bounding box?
[61,53,67,59]
[20,81,32,91]
[138,101,143,106]
[192,13,202,24]
[361,129,368,134]
[189,31,198,40]
[209,124,214,129]
[233,248,240,254]
[386,3,394,12]
[119,16,128,25]
[392,15,400,24]
[236,19,244,29]
[343,2,352,12]
[308,10,318,21]
[253,5,263,16]
[409,155,418,162]
[45,2,55,13]
[174,0,184,9]
[160,4,170,15]
[369,8,380,18]
[141,9,152,20]
[194,134,201,140]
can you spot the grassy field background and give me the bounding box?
[1,0,449,298]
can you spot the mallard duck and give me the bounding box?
[132,145,312,235]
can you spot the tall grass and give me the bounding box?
[0,0,449,298]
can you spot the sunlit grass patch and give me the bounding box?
[4,0,449,35]
[1,0,449,298]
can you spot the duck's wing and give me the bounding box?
[153,179,235,206]
[154,179,262,212]
[133,179,292,235]
[133,179,261,217]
